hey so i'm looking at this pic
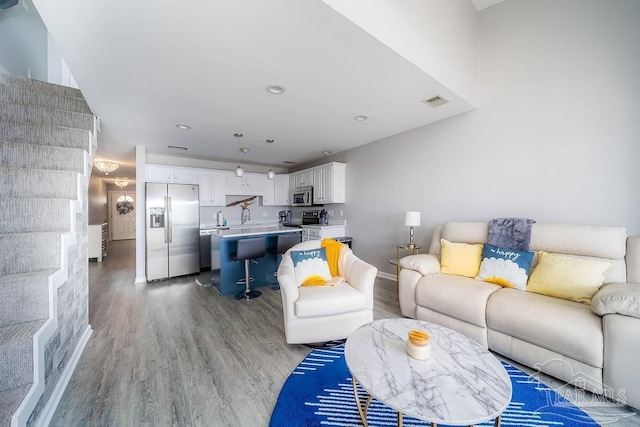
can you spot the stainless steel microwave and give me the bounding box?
[290,186,313,207]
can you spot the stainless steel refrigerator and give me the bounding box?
[146,183,200,281]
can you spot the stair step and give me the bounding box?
[0,271,54,328]
[0,141,84,173]
[0,232,61,276]
[0,119,93,151]
[0,199,71,234]
[0,73,82,98]
[0,84,91,115]
[0,168,78,199]
[0,101,94,133]
[0,320,44,392]
[0,383,32,427]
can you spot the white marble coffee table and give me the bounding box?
[345,318,512,426]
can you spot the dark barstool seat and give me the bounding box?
[267,233,301,290]
[230,237,266,300]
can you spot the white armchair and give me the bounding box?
[277,240,378,344]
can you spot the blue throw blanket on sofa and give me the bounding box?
[488,218,536,251]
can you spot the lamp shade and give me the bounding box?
[404,211,421,227]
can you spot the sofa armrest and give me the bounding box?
[344,255,377,310]
[592,282,640,319]
[277,257,300,321]
[399,254,441,276]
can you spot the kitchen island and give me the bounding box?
[203,226,301,297]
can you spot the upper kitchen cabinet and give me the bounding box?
[312,162,346,204]
[146,165,198,184]
[198,170,226,206]
[225,172,264,195]
[264,174,290,206]
[289,169,313,189]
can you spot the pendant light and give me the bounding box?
[266,139,275,180]
[234,133,244,177]
[94,159,119,175]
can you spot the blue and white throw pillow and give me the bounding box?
[290,247,333,287]
[475,244,534,290]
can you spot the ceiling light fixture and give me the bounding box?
[176,124,191,130]
[266,84,286,95]
[94,159,119,175]
[114,177,129,188]
[354,115,369,121]
[266,139,275,180]
[322,150,332,155]
[234,133,244,177]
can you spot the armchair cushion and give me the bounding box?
[592,283,640,319]
[290,247,332,286]
[294,283,367,318]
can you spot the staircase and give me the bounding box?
[0,74,96,426]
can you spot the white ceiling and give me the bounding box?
[32,0,486,182]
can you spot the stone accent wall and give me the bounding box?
[27,172,91,425]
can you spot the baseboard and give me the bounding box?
[134,275,146,284]
[377,271,396,282]
[34,325,92,427]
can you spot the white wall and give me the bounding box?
[332,0,640,275]
[0,0,47,79]
[87,174,108,224]
[323,0,478,104]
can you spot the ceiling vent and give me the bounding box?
[422,95,449,108]
[282,160,296,165]
[168,145,188,151]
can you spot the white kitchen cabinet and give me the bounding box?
[225,172,264,195]
[290,170,313,188]
[198,170,226,206]
[146,165,198,184]
[263,174,290,206]
[312,162,346,204]
[300,225,346,242]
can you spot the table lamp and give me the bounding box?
[405,211,421,249]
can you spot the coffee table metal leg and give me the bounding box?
[352,377,373,427]
[494,415,501,427]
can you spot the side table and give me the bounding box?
[391,245,421,288]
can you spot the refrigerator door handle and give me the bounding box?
[167,196,173,243]
[163,196,169,243]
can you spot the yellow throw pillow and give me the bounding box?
[440,239,483,278]
[527,251,613,304]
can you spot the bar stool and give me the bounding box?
[267,233,301,290]
[230,237,266,301]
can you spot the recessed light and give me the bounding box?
[354,115,368,121]
[322,151,332,155]
[240,147,249,153]
[266,84,286,95]
[176,124,191,130]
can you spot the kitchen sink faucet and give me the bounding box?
[241,207,251,225]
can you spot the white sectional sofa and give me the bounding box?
[398,222,640,409]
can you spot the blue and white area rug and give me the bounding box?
[270,345,599,427]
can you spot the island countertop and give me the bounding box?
[201,225,301,238]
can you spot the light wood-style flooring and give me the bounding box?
[50,240,639,426]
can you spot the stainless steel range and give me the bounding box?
[302,210,322,225]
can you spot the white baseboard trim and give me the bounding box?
[134,276,147,284]
[34,325,92,427]
[377,271,397,282]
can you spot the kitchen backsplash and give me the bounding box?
[200,197,347,227]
